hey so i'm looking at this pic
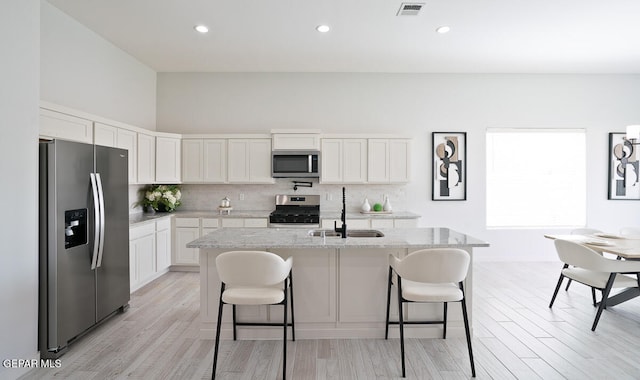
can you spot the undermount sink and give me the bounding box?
[307,229,385,238]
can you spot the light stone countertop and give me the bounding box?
[187,227,489,250]
[129,212,174,226]
[129,209,272,226]
[130,209,420,227]
[169,210,273,219]
[323,211,420,220]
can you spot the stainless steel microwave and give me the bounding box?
[272,150,320,178]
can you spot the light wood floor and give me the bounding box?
[21,262,640,379]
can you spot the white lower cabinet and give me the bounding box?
[370,219,394,229]
[156,218,171,271]
[173,216,269,267]
[322,217,418,230]
[269,249,337,324]
[221,218,268,228]
[339,248,403,323]
[391,218,418,228]
[136,234,156,284]
[129,217,173,292]
[201,218,219,236]
[174,218,201,266]
[321,218,370,229]
[220,218,244,228]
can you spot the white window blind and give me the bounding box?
[486,129,586,228]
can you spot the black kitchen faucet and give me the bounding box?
[334,187,347,238]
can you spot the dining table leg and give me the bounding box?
[603,287,640,307]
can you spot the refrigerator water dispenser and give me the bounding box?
[65,209,87,249]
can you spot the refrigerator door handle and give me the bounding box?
[90,173,100,270]
[96,173,106,268]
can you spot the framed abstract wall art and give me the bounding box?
[432,132,466,201]
[608,132,640,200]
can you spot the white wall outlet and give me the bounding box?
[326,193,333,201]
[239,193,245,201]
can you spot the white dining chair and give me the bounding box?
[211,251,294,380]
[564,228,604,293]
[385,249,475,378]
[549,239,640,331]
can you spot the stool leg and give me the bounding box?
[443,302,448,339]
[460,282,475,377]
[283,280,288,380]
[397,276,406,378]
[212,283,225,380]
[289,272,295,341]
[385,267,392,339]
[232,304,237,341]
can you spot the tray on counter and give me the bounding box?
[360,211,393,214]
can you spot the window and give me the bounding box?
[486,129,586,228]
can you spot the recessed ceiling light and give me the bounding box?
[194,25,209,34]
[316,25,330,33]
[436,26,451,34]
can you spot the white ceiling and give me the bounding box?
[47,0,640,73]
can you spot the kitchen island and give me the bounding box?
[188,227,489,340]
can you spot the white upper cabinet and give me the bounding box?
[272,133,320,150]
[389,139,411,183]
[93,123,118,147]
[137,132,155,184]
[321,139,367,184]
[181,139,203,183]
[182,139,227,183]
[342,139,368,183]
[368,139,411,184]
[116,128,137,184]
[228,139,274,184]
[39,108,93,144]
[155,135,181,183]
[94,122,137,183]
[367,139,390,183]
[321,139,342,183]
[203,139,227,183]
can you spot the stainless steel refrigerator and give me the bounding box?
[39,139,130,358]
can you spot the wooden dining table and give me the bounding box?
[545,232,640,306]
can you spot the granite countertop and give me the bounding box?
[129,212,174,226]
[322,211,420,220]
[187,227,489,249]
[129,209,273,226]
[130,209,420,227]
[169,210,273,219]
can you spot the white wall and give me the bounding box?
[158,73,640,261]
[40,1,157,130]
[0,1,40,379]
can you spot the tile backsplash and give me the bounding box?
[174,179,408,212]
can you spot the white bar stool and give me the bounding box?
[211,251,294,380]
[385,248,475,377]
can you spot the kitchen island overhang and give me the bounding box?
[188,227,489,340]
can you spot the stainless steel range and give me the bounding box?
[269,194,320,227]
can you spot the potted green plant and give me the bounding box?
[141,184,182,212]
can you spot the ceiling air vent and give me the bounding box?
[397,3,424,16]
